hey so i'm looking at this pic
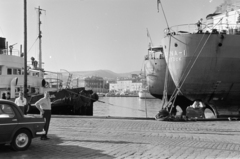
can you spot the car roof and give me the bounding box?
[0,99,22,113]
[0,99,15,104]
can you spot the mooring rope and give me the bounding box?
[158,0,178,110]
[64,89,146,112]
[27,37,39,54]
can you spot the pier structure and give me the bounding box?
[1,116,240,158]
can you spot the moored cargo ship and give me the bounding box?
[144,46,192,111]
[162,0,240,117]
[144,46,175,99]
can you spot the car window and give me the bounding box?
[0,104,15,118]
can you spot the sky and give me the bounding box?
[0,0,224,73]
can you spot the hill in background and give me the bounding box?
[64,70,141,79]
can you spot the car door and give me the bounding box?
[0,103,18,143]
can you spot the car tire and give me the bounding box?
[11,129,32,151]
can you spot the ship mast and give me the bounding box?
[35,6,46,69]
[24,0,27,97]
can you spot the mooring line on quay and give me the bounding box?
[65,89,146,113]
[62,89,240,121]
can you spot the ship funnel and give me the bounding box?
[11,77,18,98]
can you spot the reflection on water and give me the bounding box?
[93,97,163,118]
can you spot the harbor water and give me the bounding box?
[93,97,163,118]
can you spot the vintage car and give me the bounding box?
[0,99,45,151]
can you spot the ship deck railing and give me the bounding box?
[164,23,240,35]
[145,50,165,61]
[0,49,21,57]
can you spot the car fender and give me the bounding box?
[9,126,34,143]
[2,126,33,145]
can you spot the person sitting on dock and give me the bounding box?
[190,100,205,109]
[186,100,206,119]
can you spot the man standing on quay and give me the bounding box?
[15,92,27,114]
[35,91,51,140]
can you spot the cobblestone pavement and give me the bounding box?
[1,116,240,159]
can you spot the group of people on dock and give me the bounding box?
[1,92,11,100]
[1,91,52,141]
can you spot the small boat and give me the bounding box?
[138,89,155,99]
[97,92,105,97]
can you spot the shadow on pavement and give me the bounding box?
[65,139,144,144]
[0,134,114,159]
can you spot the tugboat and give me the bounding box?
[0,5,98,116]
[162,0,240,118]
[25,6,98,115]
[0,37,49,100]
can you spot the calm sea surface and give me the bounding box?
[93,97,163,118]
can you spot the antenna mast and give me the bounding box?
[35,6,46,69]
[146,28,153,47]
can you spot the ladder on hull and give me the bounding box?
[66,74,72,89]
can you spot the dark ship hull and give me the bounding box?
[162,33,240,117]
[26,88,98,115]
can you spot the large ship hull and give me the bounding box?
[162,34,240,116]
[144,56,192,112]
[144,58,175,99]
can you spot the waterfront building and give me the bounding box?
[71,76,108,93]
[109,79,142,93]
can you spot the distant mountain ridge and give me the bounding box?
[68,70,141,79]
